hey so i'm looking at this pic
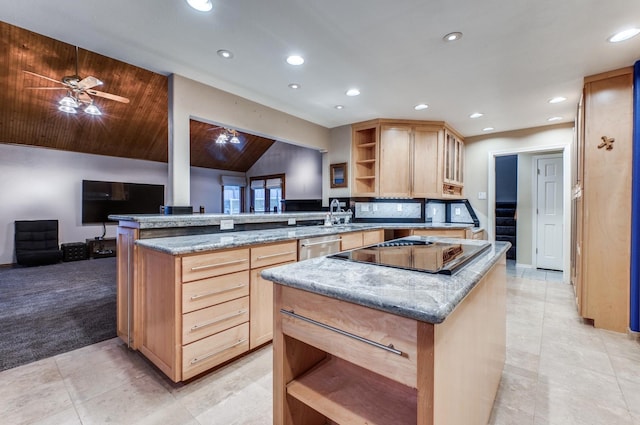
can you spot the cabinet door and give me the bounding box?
[250,261,295,349]
[581,70,633,332]
[412,127,441,197]
[379,125,411,197]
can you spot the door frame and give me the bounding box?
[531,153,564,270]
[487,143,571,281]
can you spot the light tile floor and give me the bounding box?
[2,261,640,424]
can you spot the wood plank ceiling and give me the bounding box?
[0,21,274,172]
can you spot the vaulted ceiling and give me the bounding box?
[0,22,274,171]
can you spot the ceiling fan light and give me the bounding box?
[186,0,213,12]
[59,96,79,108]
[58,105,77,114]
[216,134,228,144]
[84,104,102,116]
[230,135,240,144]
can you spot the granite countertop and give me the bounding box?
[135,222,480,255]
[109,211,352,229]
[262,238,510,324]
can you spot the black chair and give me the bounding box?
[14,220,63,266]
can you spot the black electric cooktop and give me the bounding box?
[329,236,491,275]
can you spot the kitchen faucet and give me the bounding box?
[329,199,341,224]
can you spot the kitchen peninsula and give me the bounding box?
[110,212,485,383]
[263,238,509,425]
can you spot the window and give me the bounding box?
[221,175,246,214]
[250,174,285,212]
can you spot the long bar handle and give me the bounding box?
[190,284,247,300]
[189,339,247,365]
[299,238,342,248]
[191,258,248,271]
[190,310,247,331]
[256,250,296,260]
[280,309,405,357]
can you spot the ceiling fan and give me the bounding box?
[23,46,129,115]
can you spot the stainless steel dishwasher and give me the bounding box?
[298,234,342,260]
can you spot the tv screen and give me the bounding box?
[82,180,165,224]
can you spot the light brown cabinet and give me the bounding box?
[273,255,507,424]
[572,67,633,333]
[138,240,296,382]
[351,122,379,196]
[340,229,384,251]
[249,241,297,349]
[351,119,464,198]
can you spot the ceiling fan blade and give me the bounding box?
[77,76,103,90]
[86,89,130,104]
[25,87,67,90]
[78,92,92,103]
[22,70,63,85]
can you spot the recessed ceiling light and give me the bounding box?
[482,127,494,132]
[345,88,360,97]
[288,83,301,89]
[414,103,429,111]
[469,112,484,119]
[286,55,305,66]
[548,96,567,104]
[335,105,344,110]
[186,0,213,12]
[548,116,563,122]
[443,32,463,42]
[217,49,233,59]
[608,28,640,43]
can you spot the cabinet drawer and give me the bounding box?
[413,229,466,239]
[251,241,297,269]
[182,296,249,345]
[182,322,249,380]
[182,271,249,313]
[182,248,250,282]
[362,229,384,246]
[279,286,418,388]
[340,232,363,251]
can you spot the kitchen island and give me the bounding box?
[262,238,510,425]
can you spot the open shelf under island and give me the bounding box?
[262,238,510,425]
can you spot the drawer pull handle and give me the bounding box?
[189,338,247,365]
[190,284,247,300]
[190,309,248,331]
[190,258,248,271]
[256,250,297,260]
[300,238,342,247]
[280,309,405,357]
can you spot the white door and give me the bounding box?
[536,156,563,270]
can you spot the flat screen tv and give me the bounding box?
[82,180,165,224]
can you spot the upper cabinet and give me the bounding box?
[351,119,464,198]
[351,122,379,196]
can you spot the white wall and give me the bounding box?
[169,74,331,206]
[0,143,243,265]
[246,142,322,200]
[465,123,573,271]
[324,125,352,206]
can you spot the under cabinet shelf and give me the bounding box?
[355,176,376,180]
[356,159,376,164]
[286,356,417,425]
[357,142,377,148]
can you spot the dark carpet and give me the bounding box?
[0,257,117,371]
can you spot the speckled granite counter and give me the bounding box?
[262,238,510,324]
[109,211,353,229]
[135,223,479,255]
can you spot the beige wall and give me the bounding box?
[168,74,331,205]
[323,125,352,206]
[465,123,573,269]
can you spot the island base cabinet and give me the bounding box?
[273,254,506,425]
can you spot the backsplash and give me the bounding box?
[353,201,422,220]
[425,202,446,223]
[425,200,477,224]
